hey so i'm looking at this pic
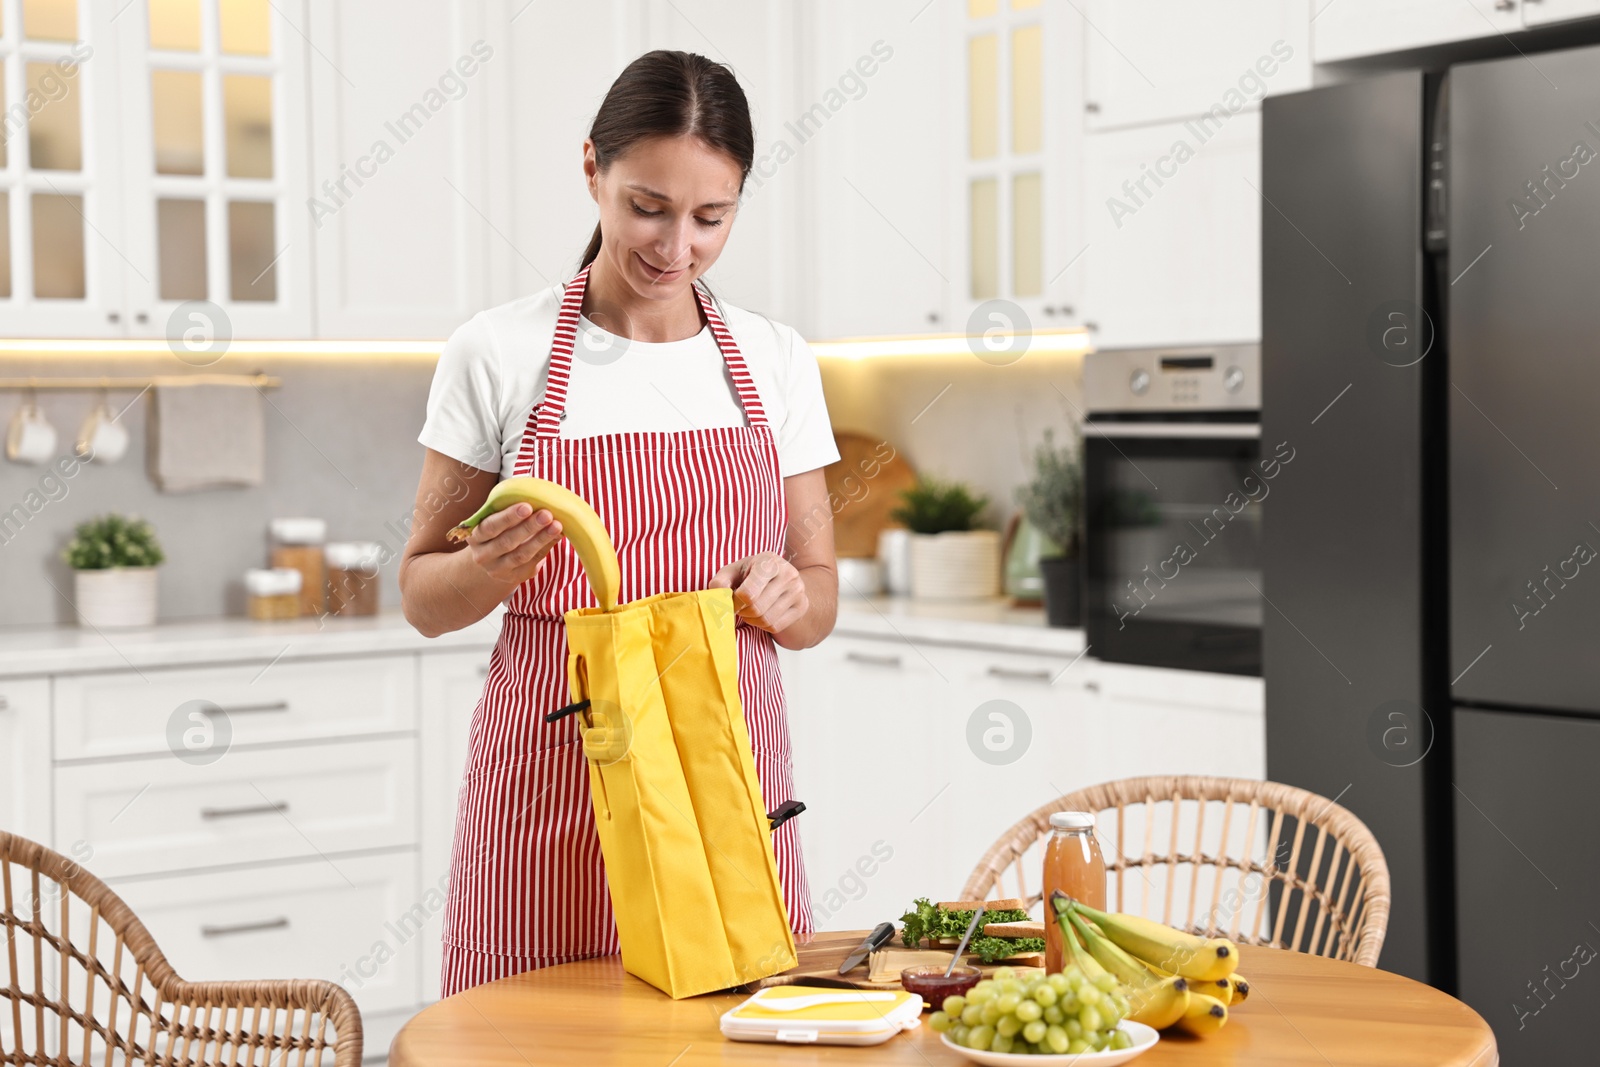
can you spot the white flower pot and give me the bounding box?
[74,567,159,629]
[909,530,1001,601]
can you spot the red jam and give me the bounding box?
[900,965,982,1009]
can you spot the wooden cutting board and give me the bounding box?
[753,931,1037,991]
[825,431,918,559]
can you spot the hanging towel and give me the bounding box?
[147,378,266,492]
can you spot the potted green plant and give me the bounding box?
[890,478,999,600]
[1017,428,1083,627]
[63,514,165,628]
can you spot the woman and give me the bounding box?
[400,50,839,997]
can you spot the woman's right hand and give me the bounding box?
[465,503,566,588]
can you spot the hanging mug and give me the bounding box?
[75,397,130,464]
[6,400,58,465]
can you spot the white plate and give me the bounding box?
[938,1021,1159,1066]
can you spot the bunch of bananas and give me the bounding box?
[1049,890,1250,1038]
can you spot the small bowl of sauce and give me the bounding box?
[900,964,982,1009]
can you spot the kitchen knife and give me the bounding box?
[837,921,898,975]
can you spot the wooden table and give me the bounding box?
[390,932,1497,1066]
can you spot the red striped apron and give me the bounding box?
[439,265,814,996]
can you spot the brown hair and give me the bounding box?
[580,50,754,270]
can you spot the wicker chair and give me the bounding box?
[0,832,362,1066]
[960,776,1391,967]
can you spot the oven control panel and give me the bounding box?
[1084,344,1260,413]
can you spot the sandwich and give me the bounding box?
[898,897,1047,965]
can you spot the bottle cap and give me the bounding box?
[270,517,327,544]
[326,540,384,573]
[245,567,302,596]
[1049,811,1096,830]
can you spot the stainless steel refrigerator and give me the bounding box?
[1263,45,1600,1064]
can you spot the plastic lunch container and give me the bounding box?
[720,987,924,1046]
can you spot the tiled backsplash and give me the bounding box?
[0,348,1084,629]
[0,352,439,629]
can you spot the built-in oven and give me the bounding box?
[1082,345,1264,676]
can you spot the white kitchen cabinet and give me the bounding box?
[52,652,416,762]
[417,648,490,1001]
[1083,661,1265,785]
[783,633,956,931]
[55,735,418,879]
[495,0,631,306]
[0,678,50,842]
[111,850,423,1015]
[634,0,808,326]
[802,0,951,339]
[496,0,810,328]
[1312,0,1524,63]
[937,645,1104,901]
[784,633,1097,930]
[1083,0,1310,130]
[305,0,492,338]
[782,622,1265,929]
[1081,112,1261,348]
[1522,0,1600,25]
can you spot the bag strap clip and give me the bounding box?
[768,799,807,831]
[544,698,591,724]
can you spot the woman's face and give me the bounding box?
[585,134,743,303]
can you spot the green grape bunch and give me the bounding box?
[928,965,1136,1056]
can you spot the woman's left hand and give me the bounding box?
[709,551,811,635]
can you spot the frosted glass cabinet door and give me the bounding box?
[0,1,127,336]
[115,0,312,339]
[950,0,1084,336]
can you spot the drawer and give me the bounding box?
[55,654,417,761]
[110,851,422,1015]
[55,737,417,879]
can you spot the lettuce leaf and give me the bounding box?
[969,935,1047,963]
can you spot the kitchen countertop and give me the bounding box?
[832,595,1085,656]
[0,607,508,678]
[0,597,1083,679]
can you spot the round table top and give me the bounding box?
[390,932,1496,1066]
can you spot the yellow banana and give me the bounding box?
[1065,908,1190,1029]
[1198,976,1235,1006]
[448,476,621,610]
[1225,973,1250,1004]
[1049,892,1112,985]
[1071,903,1239,982]
[1173,992,1229,1036]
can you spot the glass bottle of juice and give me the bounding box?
[1043,811,1107,974]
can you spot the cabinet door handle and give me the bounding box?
[205,701,290,715]
[1495,0,1517,8]
[201,916,290,938]
[1084,681,1101,693]
[845,651,903,668]
[200,800,289,820]
[986,665,1055,683]
[477,665,490,677]
[0,695,8,711]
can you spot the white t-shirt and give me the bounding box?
[418,284,840,479]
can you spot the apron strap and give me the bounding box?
[532,266,771,440]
